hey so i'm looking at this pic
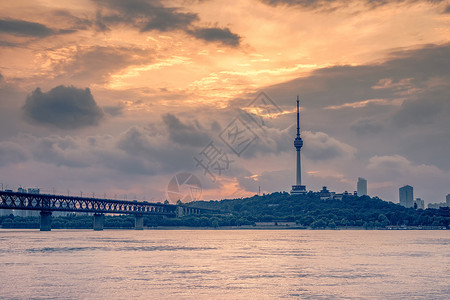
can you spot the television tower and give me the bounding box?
[291,96,307,195]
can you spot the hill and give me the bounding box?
[186,192,448,229]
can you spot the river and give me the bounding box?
[0,229,448,299]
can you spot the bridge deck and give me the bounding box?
[0,191,207,216]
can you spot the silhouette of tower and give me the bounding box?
[291,96,307,195]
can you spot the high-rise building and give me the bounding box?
[357,177,367,196]
[399,185,414,208]
[291,96,306,195]
[446,194,450,207]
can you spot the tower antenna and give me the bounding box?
[291,95,306,195]
[296,95,300,138]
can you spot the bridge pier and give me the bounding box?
[40,211,52,231]
[176,206,184,218]
[93,213,104,231]
[135,215,144,230]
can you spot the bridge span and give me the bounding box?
[0,191,213,231]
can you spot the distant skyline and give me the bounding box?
[0,0,449,204]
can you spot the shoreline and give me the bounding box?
[3,226,447,230]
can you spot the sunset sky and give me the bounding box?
[1,0,449,205]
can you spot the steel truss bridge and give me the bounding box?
[0,191,213,231]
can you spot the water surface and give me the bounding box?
[0,230,448,299]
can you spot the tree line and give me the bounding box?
[0,192,448,229]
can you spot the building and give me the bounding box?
[399,185,414,208]
[333,194,343,200]
[291,96,307,195]
[319,186,332,200]
[414,198,424,210]
[447,194,450,207]
[428,202,447,209]
[357,177,367,196]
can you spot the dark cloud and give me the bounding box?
[162,113,210,147]
[236,124,291,159]
[139,9,197,32]
[50,10,93,30]
[350,118,384,135]
[0,18,54,37]
[14,122,201,176]
[445,5,450,13]
[260,0,446,11]
[31,136,92,168]
[302,131,356,161]
[92,0,241,46]
[0,18,75,37]
[115,125,199,175]
[23,85,104,130]
[116,126,158,158]
[93,0,198,32]
[393,88,450,127]
[0,41,20,47]
[261,0,340,11]
[187,27,241,47]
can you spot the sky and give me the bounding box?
[0,0,449,205]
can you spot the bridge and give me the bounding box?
[0,190,213,231]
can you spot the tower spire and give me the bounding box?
[296,95,300,138]
[291,95,306,195]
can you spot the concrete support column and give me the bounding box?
[40,211,52,231]
[176,206,184,218]
[93,213,104,231]
[135,214,144,230]
[296,149,301,185]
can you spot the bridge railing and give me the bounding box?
[0,191,214,216]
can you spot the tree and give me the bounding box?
[378,214,389,227]
[328,221,336,229]
[310,218,327,229]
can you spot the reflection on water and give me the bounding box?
[0,230,448,299]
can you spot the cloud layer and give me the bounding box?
[23,86,104,130]
[93,0,241,46]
